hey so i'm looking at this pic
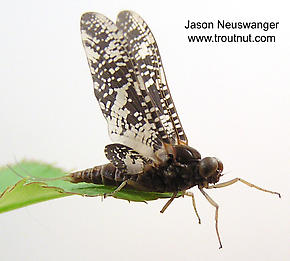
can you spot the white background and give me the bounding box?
[0,0,289,260]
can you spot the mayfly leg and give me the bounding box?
[160,192,178,213]
[199,187,223,249]
[104,179,149,198]
[104,180,129,198]
[206,178,281,198]
[184,191,201,224]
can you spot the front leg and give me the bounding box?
[206,178,281,198]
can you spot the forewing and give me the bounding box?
[81,12,169,159]
[117,10,188,145]
[105,143,152,174]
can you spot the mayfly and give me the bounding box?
[68,11,280,248]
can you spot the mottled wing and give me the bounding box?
[81,12,170,160]
[117,10,188,145]
[105,143,152,174]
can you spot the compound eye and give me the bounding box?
[216,158,223,173]
[199,157,219,178]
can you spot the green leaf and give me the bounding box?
[0,161,71,214]
[0,179,70,214]
[0,161,178,214]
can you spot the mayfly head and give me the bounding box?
[199,157,223,184]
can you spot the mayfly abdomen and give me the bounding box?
[69,163,123,186]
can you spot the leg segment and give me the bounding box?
[199,187,223,249]
[160,192,178,213]
[206,178,281,198]
[103,179,150,198]
[184,191,201,224]
[104,180,128,198]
